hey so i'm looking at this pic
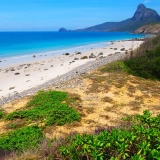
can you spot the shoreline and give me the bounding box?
[0,42,109,68]
[0,39,144,106]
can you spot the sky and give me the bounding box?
[0,0,160,31]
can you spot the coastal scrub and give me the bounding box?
[5,90,81,126]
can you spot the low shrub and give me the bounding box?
[0,109,5,119]
[5,90,80,126]
[0,125,43,151]
[100,61,128,73]
[60,110,160,159]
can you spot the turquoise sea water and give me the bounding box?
[0,32,144,59]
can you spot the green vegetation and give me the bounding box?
[101,35,160,80]
[0,109,5,119]
[100,61,128,73]
[60,111,160,160]
[0,125,43,151]
[5,90,81,126]
[124,45,160,79]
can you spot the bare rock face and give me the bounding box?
[131,4,160,22]
[135,23,160,34]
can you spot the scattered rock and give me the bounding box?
[10,68,15,71]
[75,52,81,55]
[0,61,2,62]
[9,87,15,90]
[114,48,117,50]
[50,65,54,67]
[98,52,103,56]
[65,53,70,55]
[89,53,96,59]
[14,72,20,75]
[25,74,30,76]
[74,57,79,60]
[33,55,36,58]
[44,68,48,71]
[81,56,88,59]
[120,48,125,51]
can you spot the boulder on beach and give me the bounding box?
[9,87,15,90]
[98,52,103,56]
[120,48,125,51]
[75,52,81,55]
[14,72,20,75]
[74,57,79,60]
[81,56,88,59]
[89,53,96,59]
[10,68,15,71]
[65,53,70,55]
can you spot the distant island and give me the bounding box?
[59,4,160,33]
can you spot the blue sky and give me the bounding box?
[0,0,160,31]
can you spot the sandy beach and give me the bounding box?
[0,40,144,105]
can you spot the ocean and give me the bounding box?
[0,32,144,60]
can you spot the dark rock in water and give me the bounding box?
[98,52,103,56]
[33,55,36,58]
[81,56,88,59]
[0,61,2,62]
[65,53,70,55]
[89,53,96,58]
[59,28,67,32]
[14,72,20,75]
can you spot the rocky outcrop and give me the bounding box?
[135,23,160,34]
[59,28,67,32]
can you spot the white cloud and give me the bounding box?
[144,0,150,3]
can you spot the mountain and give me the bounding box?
[135,23,160,34]
[59,4,160,32]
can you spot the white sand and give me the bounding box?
[0,40,143,99]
